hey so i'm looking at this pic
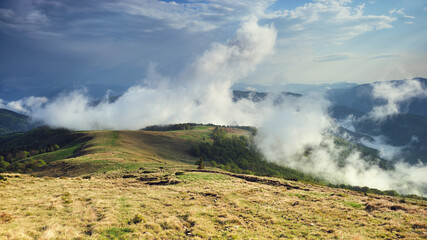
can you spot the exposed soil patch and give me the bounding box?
[146,179,181,185]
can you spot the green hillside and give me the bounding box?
[0,109,35,135]
[0,125,421,197]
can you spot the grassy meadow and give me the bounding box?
[0,127,426,239]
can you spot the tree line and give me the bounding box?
[0,127,75,173]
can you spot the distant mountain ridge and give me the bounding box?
[233,77,427,164]
[327,77,427,164]
[232,90,301,102]
[232,82,358,94]
[331,110,427,164]
[327,77,427,116]
[0,109,37,135]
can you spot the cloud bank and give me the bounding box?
[258,132,427,196]
[1,96,48,114]
[31,18,277,130]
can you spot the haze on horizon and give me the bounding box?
[0,0,426,100]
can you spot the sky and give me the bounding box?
[0,0,427,100]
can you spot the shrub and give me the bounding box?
[129,214,145,224]
[0,158,9,172]
[0,212,13,223]
[196,157,204,170]
[61,192,73,204]
[0,175,6,181]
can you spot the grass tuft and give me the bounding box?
[344,201,363,209]
[61,192,73,204]
[129,214,145,224]
[101,227,133,239]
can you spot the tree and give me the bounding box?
[14,151,28,160]
[0,156,9,171]
[196,157,204,170]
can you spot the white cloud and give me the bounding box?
[267,0,395,44]
[337,114,356,131]
[360,136,402,160]
[5,96,48,114]
[30,18,277,129]
[313,52,356,62]
[4,0,421,88]
[104,0,274,32]
[0,0,273,40]
[0,4,50,35]
[360,135,421,161]
[0,99,5,109]
[0,8,14,19]
[368,78,427,120]
[255,93,332,162]
[0,0,278,82]
[389,8,415,19]
[256,110,427,196]
[312,52,400,62]
[241,0,401,85]
[103,0,216,32]
[249,80,427,195]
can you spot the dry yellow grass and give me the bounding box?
[0,170,426,239]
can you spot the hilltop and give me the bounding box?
[0,126,426,239]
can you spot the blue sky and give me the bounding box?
[0,0,426,100]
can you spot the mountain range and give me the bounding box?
[232,78,427,164]
[232,82,358,94]
[327,77,427,116]
[326,77,427,164]
[1,77,426,164]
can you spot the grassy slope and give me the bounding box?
[0,127,426,239]
[34,127,215,177]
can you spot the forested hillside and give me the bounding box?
[0,109,36,135]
